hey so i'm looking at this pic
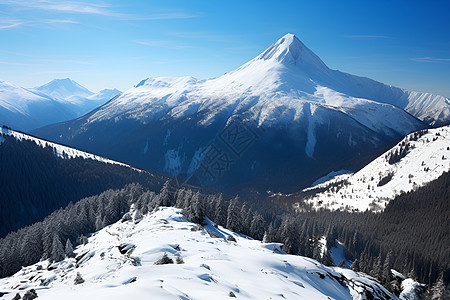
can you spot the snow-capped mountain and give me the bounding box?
[34,78,94,102]
[297,125,450,212]
[34,34,435,193]
[0,80,74,131]
[87,34,449,127]
[34,79,121,117]
[0,79,120,131]
[0,207,397,300]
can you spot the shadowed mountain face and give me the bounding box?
[33,34,435,193]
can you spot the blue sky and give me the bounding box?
[0,0,449,97]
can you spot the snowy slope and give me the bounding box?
[0,207,396,300]
[0,80,75,131]
[0,127,139,170]
[299,126,450,212]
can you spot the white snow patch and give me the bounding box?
[329,240,352,268]
[187,147,206,174]
[300,126,450,212]
[311,170,353,187]
[391,269,406,280]
[163,129,171,146]
[400,278,426,300]
[143,139,149,154]
[164,149,184,176]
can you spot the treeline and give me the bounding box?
[0,134,164,238]
[0,182,268,279]
[0,168,448,297]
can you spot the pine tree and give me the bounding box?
[65,239,75,258]
[382,251,393,283]
[51,235,65,262]
[226,196,241,232]
[351,258,359,271]
[95,214,104,231]
[158,181,173,207]
[428,272,450,300]
[250,214,266,240]
[213,194,226,226]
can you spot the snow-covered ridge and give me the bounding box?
[298,125,450,212]
[0,207,396,300]
[0,127,139,171]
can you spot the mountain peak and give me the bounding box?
[35,78,93,100]
[257,33,328,70]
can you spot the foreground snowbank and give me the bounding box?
[0,207,396,299]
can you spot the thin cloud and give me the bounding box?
[0,19,25,29]
[34,58,96,65]
[0,61,33,66]
[138,13,198,21]
[168,32,238,43]
[411,57,450,63]
[32,70,91,75]
[134,40,198,50]
[0,0,197,20]
[344,35,391,39]
[45,19,80,24]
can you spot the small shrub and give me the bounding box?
[74,272,85,285]
[12,294,21,300]
[226,235,237,242]
[154,253,173,265]
[22,289,38,300]
[191,225,203,231]
[175,256,184,264]
[206,229,220,238]
[378,172,394,187]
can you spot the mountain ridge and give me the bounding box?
[33,34,437,193]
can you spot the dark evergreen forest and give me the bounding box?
[0,171,448,297]
[0,133,165,238]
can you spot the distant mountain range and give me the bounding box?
[33,34,449,193]
[0,78,120,131]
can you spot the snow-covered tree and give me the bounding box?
[226,196,241,232]
[51,235,65,262]
[65,239,75,258]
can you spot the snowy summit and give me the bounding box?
[35,33,449,192]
